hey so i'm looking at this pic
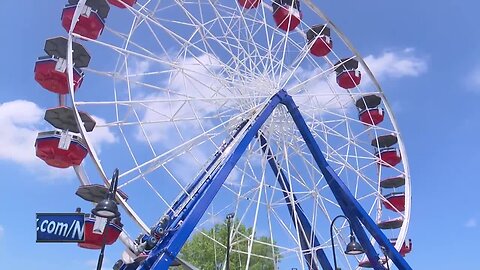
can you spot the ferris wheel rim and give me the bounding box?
[301,0,411,253]
[61,0,413,268]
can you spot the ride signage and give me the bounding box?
[36,213,85,243]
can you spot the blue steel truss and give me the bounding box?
[258,132,330,270]
[137,90,412,270]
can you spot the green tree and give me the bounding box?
[178,221,280,270]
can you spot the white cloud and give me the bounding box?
[287,49,426,112]
[132,49,428,190]
[168,53,225,99]
[132,60,151,77]
[127,59,152,87]
[0,100,74,180]
[465,218,477,228]
[285,48,428,116]
[136,53,231,144]
[0,225,4,239]
[0,100,115,181]
[363,48,428,80]
[466,67,480,92]
[0,100,44,164]
[135,49,427,145]
[89,116,117,154]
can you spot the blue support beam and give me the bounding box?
[333,190,383,269]
[161,120,249,228]
[281,92,412,270]
[258,133,332,270]
[138,89,412,270]
[138,93,283,270]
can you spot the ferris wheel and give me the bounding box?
[33,0,413,269]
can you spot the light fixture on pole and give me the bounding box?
[92,169,122,270]
[92,168,121,219]
[330,215,364,270]
[225,213,235,270]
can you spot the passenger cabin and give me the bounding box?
[306,25,332,57]
[358,238,412,268]
[334,58,361,89]
[34,37,90,94]
[272,0,302,31]
[360,108,384,125]
[78,215,123,249]
[108,0,137,8]
[35,130,88,168]
[376,148,402,167]
[382,192,406,212]
[372,134,401,166]
[359,257,389,269]
[35,57,84,94]
[61,0,110,40]
[238,0,261,9]
[390,238,413,256]
[355,94,384,125]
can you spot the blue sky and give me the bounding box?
[1,0,480,269]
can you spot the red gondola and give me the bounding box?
[35,131,88,168]
[359,257,389,268]
[334,58,361,89]
[34,37,90,94]
[78,216,123,249]
[61,0,110,40]
[390,238,412,256]
[359,108,384,126]
[383,192,405,212]
[272,0,302,31]
[358,259,374,268]
[34,57,84,94]
[337,70,361,89]
[358,238,411,267]
[355,94,384,125]
[306,25,332,57]
[376,147,401,167]
[238,0,261,9]
[108,0,136,8]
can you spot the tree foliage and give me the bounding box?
[177,221,280,269]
